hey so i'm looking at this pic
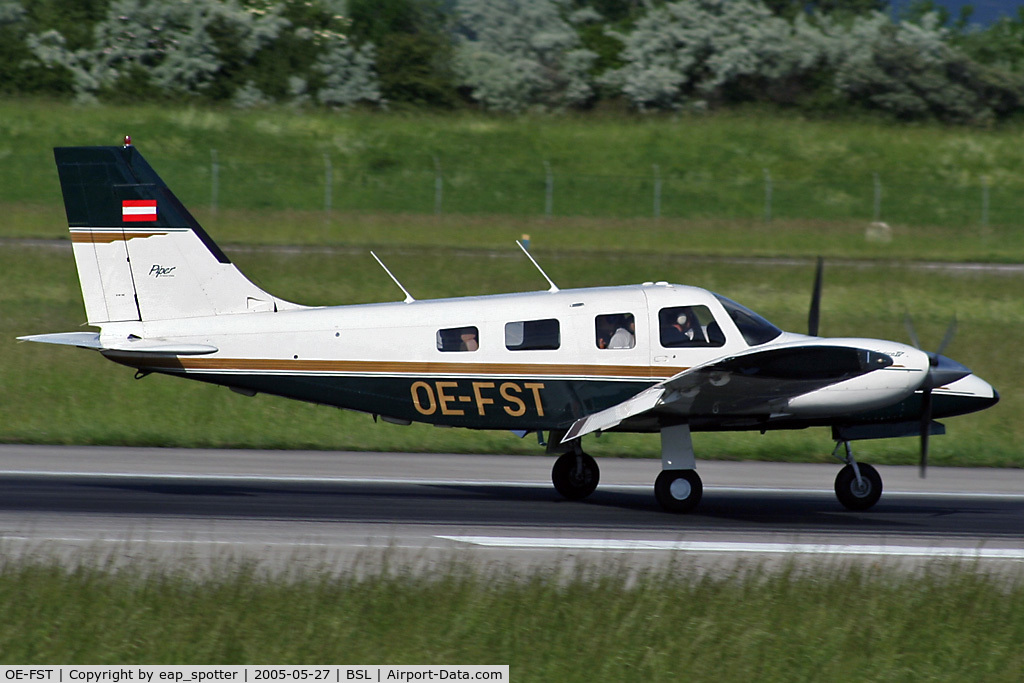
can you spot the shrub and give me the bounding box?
[453,0,597,112]
[828,11,1024,124]
[602,0,817,110]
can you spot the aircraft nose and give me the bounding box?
[924,354,971,390]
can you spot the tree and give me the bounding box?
[955,9,1024,74]
[0,0,110,95]
[27,0,289,102]
[314,39,382,108]
[827,11,1024,124]
[347,0,456,107]
[453,0,597,111]
[23,0,382,107]
[761,0,887,20]
[602,0,817,110]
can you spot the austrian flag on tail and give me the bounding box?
[122,199,157,222]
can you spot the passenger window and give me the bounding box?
[659,306,725,348]
[595,313,635,349]
[505,319,560,350]
[437,326,479,352]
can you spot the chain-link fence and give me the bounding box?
[5,150,1019,228]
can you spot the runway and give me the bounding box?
[2,445,1023,574]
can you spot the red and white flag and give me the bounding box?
[122,199,157,222]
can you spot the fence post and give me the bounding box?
[323,152,333,220]
[544,161,552,218]
[543,160,553,218]
[653,164,662,219]
[433,156,443,215]
[210,149,219,213]
[981,176,990,228]
[763,169,772,223]
[873,172,882,222]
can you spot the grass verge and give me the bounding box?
[1,555,1023,680]
[4,100,1024,242]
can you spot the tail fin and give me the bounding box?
[55,144,299,324]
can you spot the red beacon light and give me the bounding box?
[123,135,132,147]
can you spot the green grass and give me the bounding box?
[4,238,1021,467]
[2,556,1023,680]
[4,99,1024,248]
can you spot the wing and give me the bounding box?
[562,344,893,442]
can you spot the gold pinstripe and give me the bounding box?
[70,230,170,244]
[107,354,687,379]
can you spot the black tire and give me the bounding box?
[834,463,883,511]
[654,469,703,513]
[552,452,600,500]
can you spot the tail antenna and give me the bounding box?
[516,240,559,293]
[370,251,415,303]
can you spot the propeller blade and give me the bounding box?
[936,315,958,357]
[904,314,922,350]
[808,257,823,337]
[920,387,932,478]
[905,312,963,478]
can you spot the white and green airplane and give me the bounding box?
[20,141,999,512]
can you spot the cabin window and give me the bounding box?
[659,305,726,348]
[505,318,560,351]
[437,326,479,352]
[596,313,635,349]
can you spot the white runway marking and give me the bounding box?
[438,536,1024,560]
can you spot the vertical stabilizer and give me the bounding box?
[54,144,299,324]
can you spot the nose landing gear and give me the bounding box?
[654,468,703,513]
[832,441,883,510]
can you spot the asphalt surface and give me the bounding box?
[1,445,1023,575]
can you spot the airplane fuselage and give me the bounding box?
[96,282,995,435]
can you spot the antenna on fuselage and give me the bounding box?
[516,240,559,293]
[370,251,415,303]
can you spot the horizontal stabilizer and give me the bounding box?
[18,332,217,355]
[17,332,104,350]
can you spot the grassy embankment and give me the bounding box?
[2,100,1022,465]
[2,557,1024,680]
[5,99,1024,258]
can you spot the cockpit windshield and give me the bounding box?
[713,294,783,346]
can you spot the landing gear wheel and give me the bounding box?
[834,462,882,511]
[552,452,599,500]
[655,469,703,513]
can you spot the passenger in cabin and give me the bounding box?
[661,308,704,346]
[437,325,478,352]
[608,314,635,349]
[596,314,635,349]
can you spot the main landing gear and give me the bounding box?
[548,423,704,513]
[551,450,600,500]
[832,441,883,511]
